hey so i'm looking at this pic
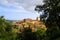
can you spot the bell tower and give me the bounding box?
[36,12,40,21]
[36,16,40,21]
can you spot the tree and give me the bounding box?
[35,0,60,40]
[36,27,47,40]
[21,27,37,40]
[0,16,17,40]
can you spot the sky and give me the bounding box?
[0,0,43,20]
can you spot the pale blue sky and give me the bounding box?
[0,0,43,20]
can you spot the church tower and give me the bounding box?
[36,16,40,21]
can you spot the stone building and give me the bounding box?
[12,17,46,32]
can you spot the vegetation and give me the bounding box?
[35,0,60,40]
[0,0,60,40]
[0,16,17,40]
[0,16,47,40]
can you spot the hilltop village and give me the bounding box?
[12,17,47,33]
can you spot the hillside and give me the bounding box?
[12,18,47,32]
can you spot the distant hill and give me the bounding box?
[6,20,13,23]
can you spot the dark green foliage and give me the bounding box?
[0,16,17,40]
[17,27,47,40]
[35,0,60,40]
[36,28,47,40]
[21,27,37,40]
